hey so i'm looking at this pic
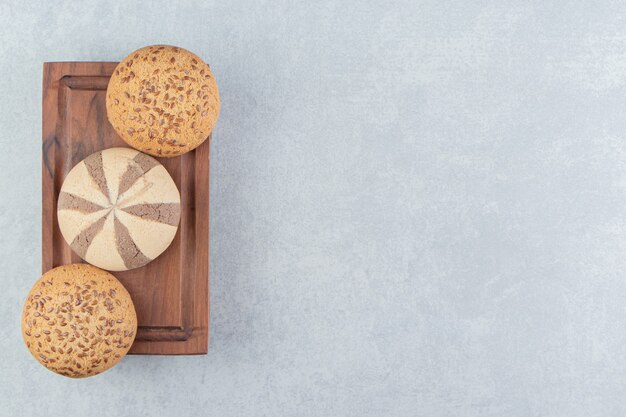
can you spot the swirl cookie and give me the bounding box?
[57,147,180,271]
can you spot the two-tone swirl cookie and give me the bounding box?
[57,147,181,271]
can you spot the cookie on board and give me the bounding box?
[22,264,137,378]
[106,45,220,157]
[57,147,180,271]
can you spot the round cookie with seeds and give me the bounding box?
[106,45,220,157]
[58,147,181,271]
[22,264,137,378]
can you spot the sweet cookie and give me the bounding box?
[106,45,220,157]
[22,264,137,378]
[57,147,180,271]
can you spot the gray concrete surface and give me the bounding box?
[2,1,626,416]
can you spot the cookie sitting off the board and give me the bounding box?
[57,147,180,271]
[22,264,137,378]
[106,45,220,157]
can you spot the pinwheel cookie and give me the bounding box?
[57,147,180,271]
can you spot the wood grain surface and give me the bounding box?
[42,62,209,355]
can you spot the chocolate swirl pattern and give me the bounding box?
[57,148,181,271]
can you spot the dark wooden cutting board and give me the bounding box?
[42,62,209,355]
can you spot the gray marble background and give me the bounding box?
[2,1,626,416]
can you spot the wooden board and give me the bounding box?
[42,62,209,355]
